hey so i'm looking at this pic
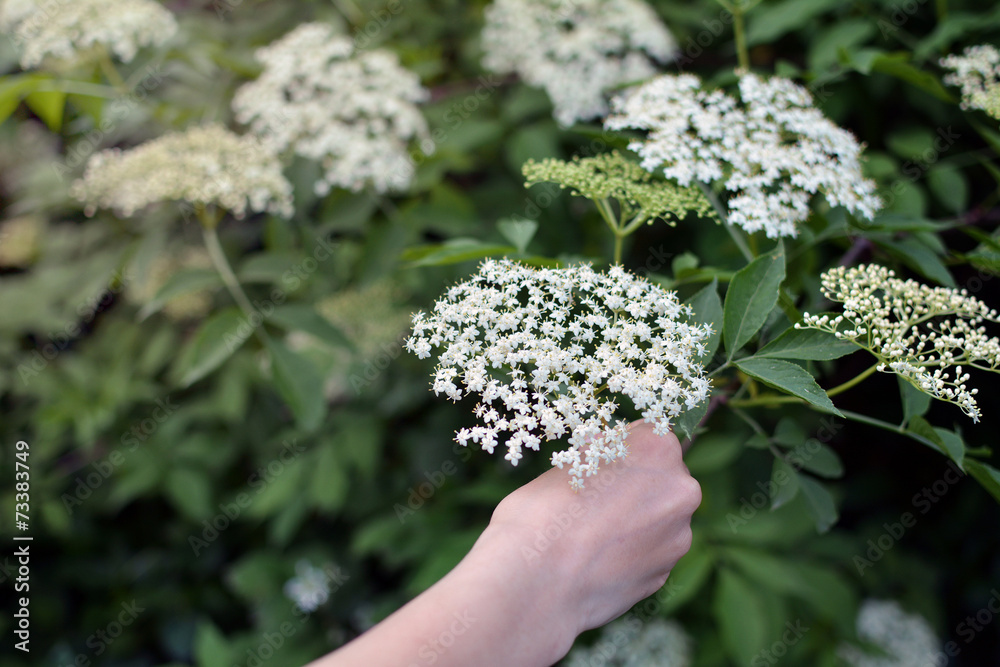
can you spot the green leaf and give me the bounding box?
[723,244,785,358]
[265,337,326,432]
[684,433,743,474]
[933,428,966,470]
[675,398,709,442]
[770,459,801,510]
[24,89,65,131]
[402,239,516,267]
[788,442,844,479]
[745,0,840,46]
[174,307,249,387]
[194,622,231,667]
[965,459,1000,504]
[875,236,955,287]
[757,325,857,361]
[267,303,353,350]
[0,73,46,126]
[310,445,349,511]
[137,268,222,321]
[798,475,839,533]
[164,467,213,520]
[659,535,714,614]
[686,277,723,362]
[848,50,953,101]
[927,166,969,214]
[735,358,842,416]
[713,568,772,664]
[773,417,806,446]
[898,376,931,425]
[497,218,538,254]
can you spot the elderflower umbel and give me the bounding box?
[481,0,677,127]
[940,44,1000,120]
[0,0,177,68]
[605,72,881,238]
[798,264,1000,422]
[837,599,940,667]
[522,151,715,227]
[232,22,432,196]
[71,124,294,219]
[566,618,692,667]
[406,259,711,489]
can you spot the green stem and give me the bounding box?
[200,215,268,344]
[98,47,129,94]
[698,182,754,261]
[935,0,948,22]
[732,0,751,71]
[838,409,950,457]
[728,363,880,409]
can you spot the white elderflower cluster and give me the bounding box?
[71,124,294,219]
[565,618,692,667]
[406,259,711,489]
[798,264,1000,422]
[838,599,940,667]
[232,22,432,196]
[481,0,677,127]
[283,561,334,613]
[941,44,1000,120]
[605,72,881,238]
[0,0,177,68]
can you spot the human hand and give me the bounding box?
[477,420,702,646]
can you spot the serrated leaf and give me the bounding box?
[402,239,517,267]
[265,337,326,432]
[965,459,1000,504]
[24,89,65,130]
[933,428,966,470]
[713,569,772,664]
[788,442,844,479]
[267,303,354,351]
[735,358,843,416]
[898,376,931,425]
[798,475,838,533]
[771,459,801,509]
[137,268,222,320]
[174,307,249,387]
[757,325,857,360]
[497,218,538,254]
[927,166,969,214]
[875,236,955,287]
[675,397,709,442]
[724,244,785,358]
[686,277,723,362]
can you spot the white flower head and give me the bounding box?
[941,44,1000,120]
[70,124,294,219]
[798,264,1000,422]
[283,560,334,613]
[406,259,711,489]
[838,599,940,667]
[232,22,432,196]
[566,618,692,667]
[481,0,677,126]
[605,72,881,238]
[0,0,177,68]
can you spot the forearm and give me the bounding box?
[309,526,578,667]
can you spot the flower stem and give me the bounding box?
[698,182,754,261]
[732,0,751,71]
[200,212,267,344]
[728,362,879,409]
[98,47,129,94]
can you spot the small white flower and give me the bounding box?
[566,618,692,667]
[283,560,334,613]
[233,22,431,196]
[941,44,1000,119]
[0,0,177,68]
[799,264,1000,422]
[70,124,294,219]
[605,72,881,238]
[838,599,940,667]
[481,0,677,127]
[406,259,711,488]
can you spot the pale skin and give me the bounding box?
[307,421,702,667]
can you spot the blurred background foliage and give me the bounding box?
[1,0,1000,665]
